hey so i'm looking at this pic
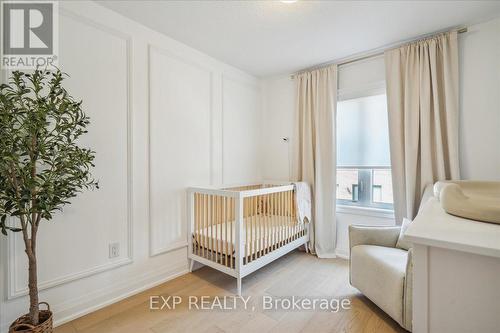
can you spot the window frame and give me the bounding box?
[336,166,394,211]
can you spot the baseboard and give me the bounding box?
[335,248,349,259]
[53,263,188,327]
[316,253,338,259]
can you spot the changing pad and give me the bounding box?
[434,181,500,224]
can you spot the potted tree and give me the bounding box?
[0,69,98,333]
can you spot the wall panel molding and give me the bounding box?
[7,9,134,299]
[147,44,213,257]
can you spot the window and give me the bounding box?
[336,93,393,210]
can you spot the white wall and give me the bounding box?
[0,1,261,331]
[459,17,500,181]
[260,16,500,258]
[261,76,296,182]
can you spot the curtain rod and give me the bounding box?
[290,27,468,79]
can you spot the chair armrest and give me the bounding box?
[403,247,413,331]
[349,225,401,251]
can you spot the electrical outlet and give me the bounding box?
[109,242,120,259]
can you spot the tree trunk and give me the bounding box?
[27,254,39,325]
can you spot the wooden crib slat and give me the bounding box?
[246,196,250,263]
[264,194,267,256]
[273,193,277,252]
[284,190,287,246]
[253,196,256,262]
[214,196,217,260]
[194,194,197,256]
[270,193,274,253]
[260,195,264,258]
[277,192,281,248]
[275,191,279,251]
[286,191,289,243]
[227,196,230,268]
[248,196,252,263]
[282,191,286,247]
[290,191,293,242]
[220,196,223,263]
[271,192,275,252]
[291,190,294,241]
[216,196,219,263]
[256,195,260,258]
[203,194,207,258]
[230,197,234,269]
[196,193,200,256]
[208,194,212,257]
[292,190,296,241]
[256,195,260,259]
[293,194,298,239]
[282,191,285,246]
[228,196,232,268]
[193,194,197,256]
[266,193,275,253]
[250,197,253,261]
[288,190,292,244]
[279,190,283,248]
[209,195,212,260]
[288,190,292,243]
[221,196,224,263]
[222,197,227,267]
[196,193,203,256]
[254,195,257,261]
[281,191,285,246]
[252,195,256,262]
[207,195,210,259]
[278,191,281,249]
[245,198,248,261]
[262,195,265,256]
[199,194,202,257]
[219,196,222,263]
[263,194,267,256]
[214,196,217,263]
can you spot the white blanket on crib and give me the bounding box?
[293,182,312,224]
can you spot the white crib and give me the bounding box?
[187,183,310,295]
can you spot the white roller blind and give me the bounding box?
[338,55,386,100]
[336,94,391,167]
[336,56,390,167]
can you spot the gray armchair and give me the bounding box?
[349,225,413,331]
[348,185,435,332]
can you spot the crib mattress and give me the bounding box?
[192,215,303,255]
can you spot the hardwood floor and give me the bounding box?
[56,251,407,333]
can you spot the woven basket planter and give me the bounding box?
[9,302,53,333]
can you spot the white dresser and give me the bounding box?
[405,197,500,333]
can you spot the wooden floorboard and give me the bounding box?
[56,250,408,333]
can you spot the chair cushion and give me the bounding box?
[396,218,412,250]
[350,245,408,325]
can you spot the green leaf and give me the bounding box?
[0,68,99,229]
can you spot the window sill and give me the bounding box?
[336,205,395,219]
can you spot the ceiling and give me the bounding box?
[98,1,500,77]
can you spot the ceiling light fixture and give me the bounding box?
[280,0,298,3]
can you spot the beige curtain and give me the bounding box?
[295,65,337,258]
[385,31,460,223]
